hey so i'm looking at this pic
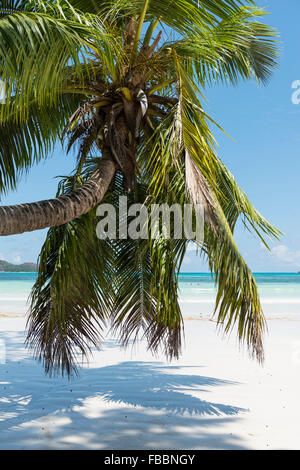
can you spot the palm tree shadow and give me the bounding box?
[0,331,247,449]
[92,361,244,416]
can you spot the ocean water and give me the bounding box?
[0,273,37,315]
[0,273,299,318]
[178,273,300,318]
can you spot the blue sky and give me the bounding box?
[0,0,300,272]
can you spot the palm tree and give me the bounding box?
[0,0,280,376]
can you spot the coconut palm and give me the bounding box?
[0,0,280,375]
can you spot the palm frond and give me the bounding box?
[26,172,115,376]
[68,0,256,31]
[211,157,282,246]
[0,93,82,193]
[203,220,266,363]
[169,5,278,86]
[111,176,185,359]
[137,58,273,362]
[0,1,119,121]
[0,0,27,17]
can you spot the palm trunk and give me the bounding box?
[0,158,115,236]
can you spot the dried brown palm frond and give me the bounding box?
[185,149,219,232]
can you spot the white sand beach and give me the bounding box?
[1,311,300,450]
[1,0,300,453]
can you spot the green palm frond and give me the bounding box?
[0,1,119,120]
[26,172,115,376]
[111,175,185,359]
[0,93,82,193]
[211,157,282,246]
[185,152,266,361]
[148,125,267,361]
[0,0,27,17]
[136,56,277,362]
[68,0,256,30]
[170,6,278,86]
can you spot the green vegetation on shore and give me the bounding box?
[0,259,37,273]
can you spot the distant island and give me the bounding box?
[0,259,37,273]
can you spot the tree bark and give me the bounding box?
[0,158,116,236]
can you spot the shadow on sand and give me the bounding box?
[0,330,247,449]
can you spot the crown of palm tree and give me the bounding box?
[0,0,280,376]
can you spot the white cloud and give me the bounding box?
[271,245,300,264]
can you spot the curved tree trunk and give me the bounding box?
[0,158,116,236]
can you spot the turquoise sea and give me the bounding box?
[0,273,299,318]
[178,273,300,318]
